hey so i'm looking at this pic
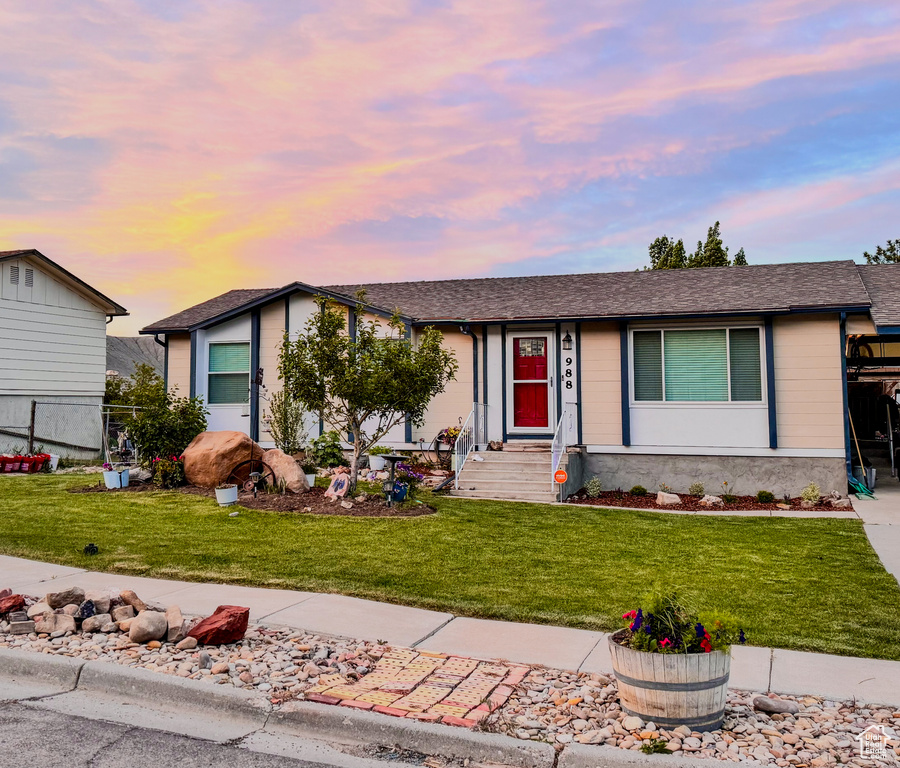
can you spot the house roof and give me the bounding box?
[142,259,889,333]
[0,249,128,316]
[856,265,900,330]
[141,288,278,333]
[324,260,871,322]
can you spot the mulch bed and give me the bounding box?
[564,489,845,512]
[69,482,435,517]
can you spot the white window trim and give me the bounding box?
[629,322,767,408]
[207,340,251,406]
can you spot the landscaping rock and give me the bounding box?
[35,613,76,634]
[117,617,134,632]
[46,587,85,609]
[0,594,25,614]
[182,430,265,488]
[82,613,112,633]
[176,636,198,650]
[120,590,148,613]
[829,497,851,508]
[76,600,96,619]
[9,619,35,635]
[84,592,112,614]
[165,605,187,643]
[262,448,309,493]
[699,494,724,507]
[60,604,80,616]
[129,611,168,643]
[111,605,135,622]
[188,605,249,645]
[656,491,681,506]
[622,715,644,731]
[27,601,51,619]
[753,695,800,714]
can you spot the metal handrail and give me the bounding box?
[453,402,487,489]
[550,404,571,492]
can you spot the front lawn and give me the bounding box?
[2,475,899,660]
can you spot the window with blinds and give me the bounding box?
[208,342,250,404]
[632,327,762,403]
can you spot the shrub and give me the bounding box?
[800,483,821,503]
[368,445,391,456]
[688,482,704,496]
[722,494,738,504]
[756,490,775,503]
[630,485,647,496]
[395,463,425,500]
[263,390,308,455]
[584,476,603,497]
[620,592,746,654]
[301,460,318,474]
[151,456,186,489]
[658,483,673,494]
[126,392,208,463]
[311,430,345,468]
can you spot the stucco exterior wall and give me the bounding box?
[165,334,191,396]
[258,300,286,444]
[579,322,622,446]
[582,452,847,498]
[773,314,844,450]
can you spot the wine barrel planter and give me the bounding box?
[609,629,730,731]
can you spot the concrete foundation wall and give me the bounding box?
[581,452,848,498]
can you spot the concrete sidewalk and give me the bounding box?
[2,555,898,706]
[855,475,900,585]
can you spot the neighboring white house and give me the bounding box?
[0,249,128,456]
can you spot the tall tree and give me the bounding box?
[279,295,458,494]
[863,238,900,265]
[646,222,747,270]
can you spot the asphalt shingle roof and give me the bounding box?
[857,265,900,329]
[141,260,894,333]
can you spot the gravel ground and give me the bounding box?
[2,611,898,766]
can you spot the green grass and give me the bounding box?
[2,474,900,660]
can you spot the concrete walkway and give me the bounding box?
[3,554,899,707]
[854,473,900,585]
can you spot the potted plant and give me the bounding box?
[609,592,745,731]
[102,462,121,489]
[215,483,238,506]
[367,445,391,471]
[301,460,317,488]
[392,463,424,502]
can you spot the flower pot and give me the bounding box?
[0,456,13,473]
[19,457,35,473]
[103,470,121,489]
[368,455,386,471]
[391,483,408,502]
[119,468,130,488]
[608,629,730,731]
[29,456,44,473]
[305,473,317,488]
[215,484,238,506]
[48,454,60,471]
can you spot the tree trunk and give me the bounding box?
[348,424,361,495]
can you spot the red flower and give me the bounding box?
[622,610,637,620]
[701,631,713,653]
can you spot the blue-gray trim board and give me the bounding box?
[555,323,562,423]
[764,318,777,449]
[189,331,197,399]
[619,322,630,447]
[501,324,508,441]
[250,309,261,443]
[575,323,583,444]
[840,313,853,479]
[405,322,413,443]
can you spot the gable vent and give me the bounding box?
[9,265,18,284]
[24,267,33,287]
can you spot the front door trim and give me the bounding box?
[505,328,555,435]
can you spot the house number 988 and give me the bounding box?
[564,357,573,389]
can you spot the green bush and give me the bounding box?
[311,430,346,468]
[584,476,603,498]
[152,456,186,489]
[688,482,704,496]
[630,485,647,496]
[756,490,775,503]
[263,390,308,455]
[800,483,821,503]
[368,445,391,456]
[658,483,673,494]
[125,391,208,463]
[722,494,738,504]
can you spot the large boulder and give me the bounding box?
[188,605,249,645]
[0,594,25,615]
[183,431,264,489]
[46,586,85,609]
[262,449,309,493]
[129,610,168,643]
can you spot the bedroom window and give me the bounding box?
[208,342,250,404]
[633,327,762,402]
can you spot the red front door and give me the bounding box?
[513,337,549,428]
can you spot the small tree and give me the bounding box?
[864,238,900,265]
[125,391,208,462]
[263,390,308,455]
[279,295,458,494]
[104,363,166,408]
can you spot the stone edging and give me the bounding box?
[0,646,722,768]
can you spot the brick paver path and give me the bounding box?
[303,647,529,728]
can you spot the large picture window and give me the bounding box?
[633,327,762,402]
[208,342,250,404]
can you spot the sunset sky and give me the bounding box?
[1,1,899,333]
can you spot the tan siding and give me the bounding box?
[166,334,192,396]
[579,322,622,445]
[258,301,286,440]
[414,328,474,443]
[846,314,876,335]
[773,314,844,449]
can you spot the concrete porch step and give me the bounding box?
[449,489,559,502]
[455,479,556,491]
[467,452,550,463]
[459,463,554,475]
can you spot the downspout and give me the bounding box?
[153,334,168,391]
[460,325,479,404]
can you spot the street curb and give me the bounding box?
[558,743,762,768]
[0,647,84,691]
[270,701,556,768]
[76,660,271,723]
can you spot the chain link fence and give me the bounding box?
[1,402,144,464]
